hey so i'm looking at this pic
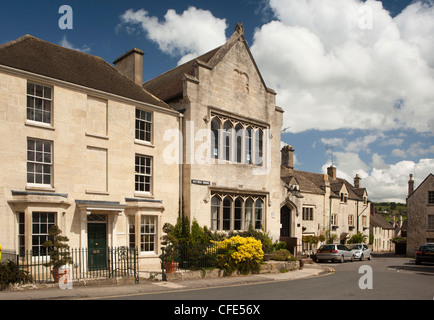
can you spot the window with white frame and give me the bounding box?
[140,215,156,253]
[128,215,136,249]
[27,82,52,124]
[32,212,56,256]
[135,154,152,193]
[348,215,354,227]
[331,214,338,226]
[18,212,25,257]
[27,138,52,186]
[135,108,152,142]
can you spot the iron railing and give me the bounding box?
[9,246,139,284]
[161,242,234,280]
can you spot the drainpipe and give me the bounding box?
[179,113,184,219]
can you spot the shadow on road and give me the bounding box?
[388,261,434,276]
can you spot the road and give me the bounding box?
[104,254,434,300]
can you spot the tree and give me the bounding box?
[348,232,367,244]
[42,225,73,269]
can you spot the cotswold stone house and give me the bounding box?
[0,35,180,270]
[370,210,395,252]
[406,173,434,256]
[143,24,284,240]
[280,146,371,254]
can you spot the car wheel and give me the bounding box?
[368,254,371,261]
[360,254,364,261]
[340,255,345,263]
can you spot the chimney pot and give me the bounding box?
[281,145,295,169]
[114,48,144,85]
[354,174,361,188]
[327,166,337,179]
[408,174,414,196]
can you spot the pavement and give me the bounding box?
[0,264,328,300]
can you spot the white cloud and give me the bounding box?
[251,0,434,133]
[118,7,227,65]
[391,141,434,158]
[59,35,91,53]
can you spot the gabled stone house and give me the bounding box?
[406,173,434,256]
[143,24,284,240]
[0,35,181,270]
[280,145,370,255]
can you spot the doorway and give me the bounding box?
[87,219,107,271]
[280,206,291,238]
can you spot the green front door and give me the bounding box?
[88,223,107,271]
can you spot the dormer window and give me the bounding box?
[340,192,348,203]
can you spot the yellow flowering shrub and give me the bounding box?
[205,236,264,275]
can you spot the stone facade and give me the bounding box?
[0,36,180,271]
[406,173,434,256]
[144,24,284,240]
[281,147,370,255]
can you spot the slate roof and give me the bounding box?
[370,213,394,229]
[142,47,220,102]
[0,35,170,110]
[281,166,368,201]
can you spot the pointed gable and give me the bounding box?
[143,23,276,102]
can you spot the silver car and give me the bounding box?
[316,244,355,263]
[348,244,372,261]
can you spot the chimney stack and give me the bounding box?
[354,174,361,188]
[327,165,337,179]
[114,48,144,85]
[281,145,295,169]
[408,174,414,196]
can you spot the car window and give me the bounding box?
[320,245,335,250]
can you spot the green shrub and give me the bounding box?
[272,249,294,261]
[0,260,32,290]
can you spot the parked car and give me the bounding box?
[316,244,355,263]
[348,244,372,261]
[415,244,434,265]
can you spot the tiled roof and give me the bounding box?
[0,35,171,110]
[281,166,368,201]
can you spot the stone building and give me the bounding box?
[143,24,284,240]
[0,35,181,270]
[370,210,395,252]
[406,173,434,256]
[280,145,371,255]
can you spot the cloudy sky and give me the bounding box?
[1,0,433,203]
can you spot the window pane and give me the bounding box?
[211,196,221,231]
[235,124,243,163]
[245,199,253,230]
[234,198,242,230]
[255,200,263,229]
[245,127,252,164]
[223,198,231,230]
[211,118,220,159]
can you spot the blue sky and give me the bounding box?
[1,0,433,202]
